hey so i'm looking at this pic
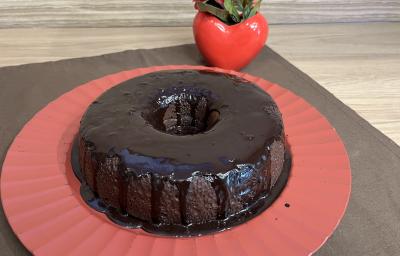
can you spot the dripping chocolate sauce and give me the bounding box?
[71,138,292,237]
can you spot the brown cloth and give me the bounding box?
[0,45,399,256]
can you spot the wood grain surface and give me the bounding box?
[0,23,399,145]
[0,0,399,28]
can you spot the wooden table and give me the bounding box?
[0,22,399,145]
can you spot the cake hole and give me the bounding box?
[145,89,220,136]
[284,203,290,208]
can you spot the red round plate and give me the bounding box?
[1,65,351,256]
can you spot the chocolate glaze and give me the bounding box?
[71,139,292,236]
[79,71,283,179]
[77,70,290,236]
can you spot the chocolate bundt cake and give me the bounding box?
[77,70,289,235]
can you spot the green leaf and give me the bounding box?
[232,9,241,23]
[242,4,251,19]
[224,0,241,23]
[234,0,244,12]
[197,1,230,22]
[224,0,234,13]
[249,0,261,18]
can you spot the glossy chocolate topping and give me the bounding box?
[79,70,283,179]
[77,70,289,236]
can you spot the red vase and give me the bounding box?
[193,12,269,71]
